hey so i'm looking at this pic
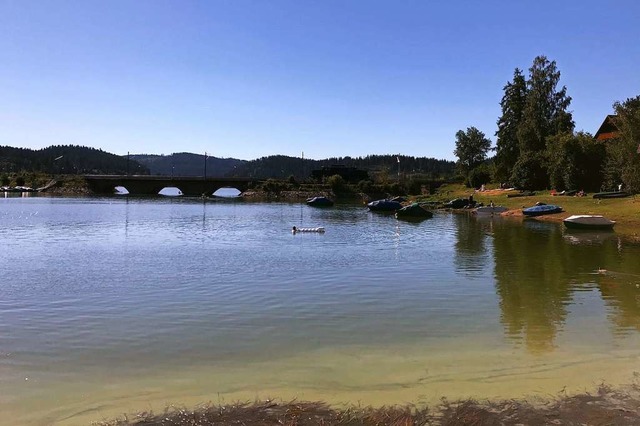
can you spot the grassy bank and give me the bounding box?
[423,184,640,240]
[98,383,640,425]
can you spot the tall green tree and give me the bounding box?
[518,56,574,153]
[454,127,491,186]
[604,95,640,192]
[494,68,527,183]
[511,56,574,188]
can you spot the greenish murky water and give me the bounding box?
[1,196,639,425]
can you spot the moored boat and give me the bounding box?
[443,198,470,209]
[395,203,433,220]
[522,204,563,217]
[563,215,616,230]
[306,196,334,207]
[367,199,402,212]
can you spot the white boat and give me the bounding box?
[563,215,615,230]
[473,206,508,215]
[292,226,325,233]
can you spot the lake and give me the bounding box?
[1,195,640,425]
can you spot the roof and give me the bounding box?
[594,115,619,141]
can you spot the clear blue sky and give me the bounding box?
[2,1,639,161]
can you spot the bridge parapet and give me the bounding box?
[84,175,257,196]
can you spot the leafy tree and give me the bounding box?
[546,132,605,192]
[467,163,492,188]
[498,56,575,188]
[495,68,527,183]
[0,174,8,186]
[518,56,574,153]
[604,95,640,192]
[453,126,491,186]
[510,153,547,190]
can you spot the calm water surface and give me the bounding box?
[1,196,640,425]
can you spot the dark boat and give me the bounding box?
[522,204,563,217]
[443,198,470,209]
[395,203,433,220]
[306,196,334,207]
[592,191,630,199]
[367,199,402,212]
[507,191,536,198]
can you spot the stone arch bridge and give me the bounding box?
[84,175,259,196]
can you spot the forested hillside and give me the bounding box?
[0,145,149,175]
[2,145,455,181]
[132,153,455,180]
[130,153,245,177]
[231,154,455,180]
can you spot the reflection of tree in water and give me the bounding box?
[492,220,572,353]
[493,221,640,353]
[597,247,640,335]
[453,214,490,275]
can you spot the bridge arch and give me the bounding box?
[84,175,257,196]
[212,187,242,198]
[159,187,183,196]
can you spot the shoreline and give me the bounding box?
[99,382,640,425]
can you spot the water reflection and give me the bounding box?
[492,220,573,353]
[562,229,618,246]
[453,213,489,275]
[490,218,640,352]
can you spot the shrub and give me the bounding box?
[467,164,492,188]
[327,174,345,193]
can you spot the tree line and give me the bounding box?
[0,145,149,176]
[454,55,640,193]
[232,154,454,180]
[2,146,455,182]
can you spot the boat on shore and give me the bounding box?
[522,204,563,217]
[592,191,630,199]
[507,191,536,198]
[473,206,508,216]
[563,215,616,230]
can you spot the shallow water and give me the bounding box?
[1,196,640,425]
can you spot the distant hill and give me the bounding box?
[133,153,455,180]
[1,145,455,180]
[130,153,246,177]
[0,145,149,175]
